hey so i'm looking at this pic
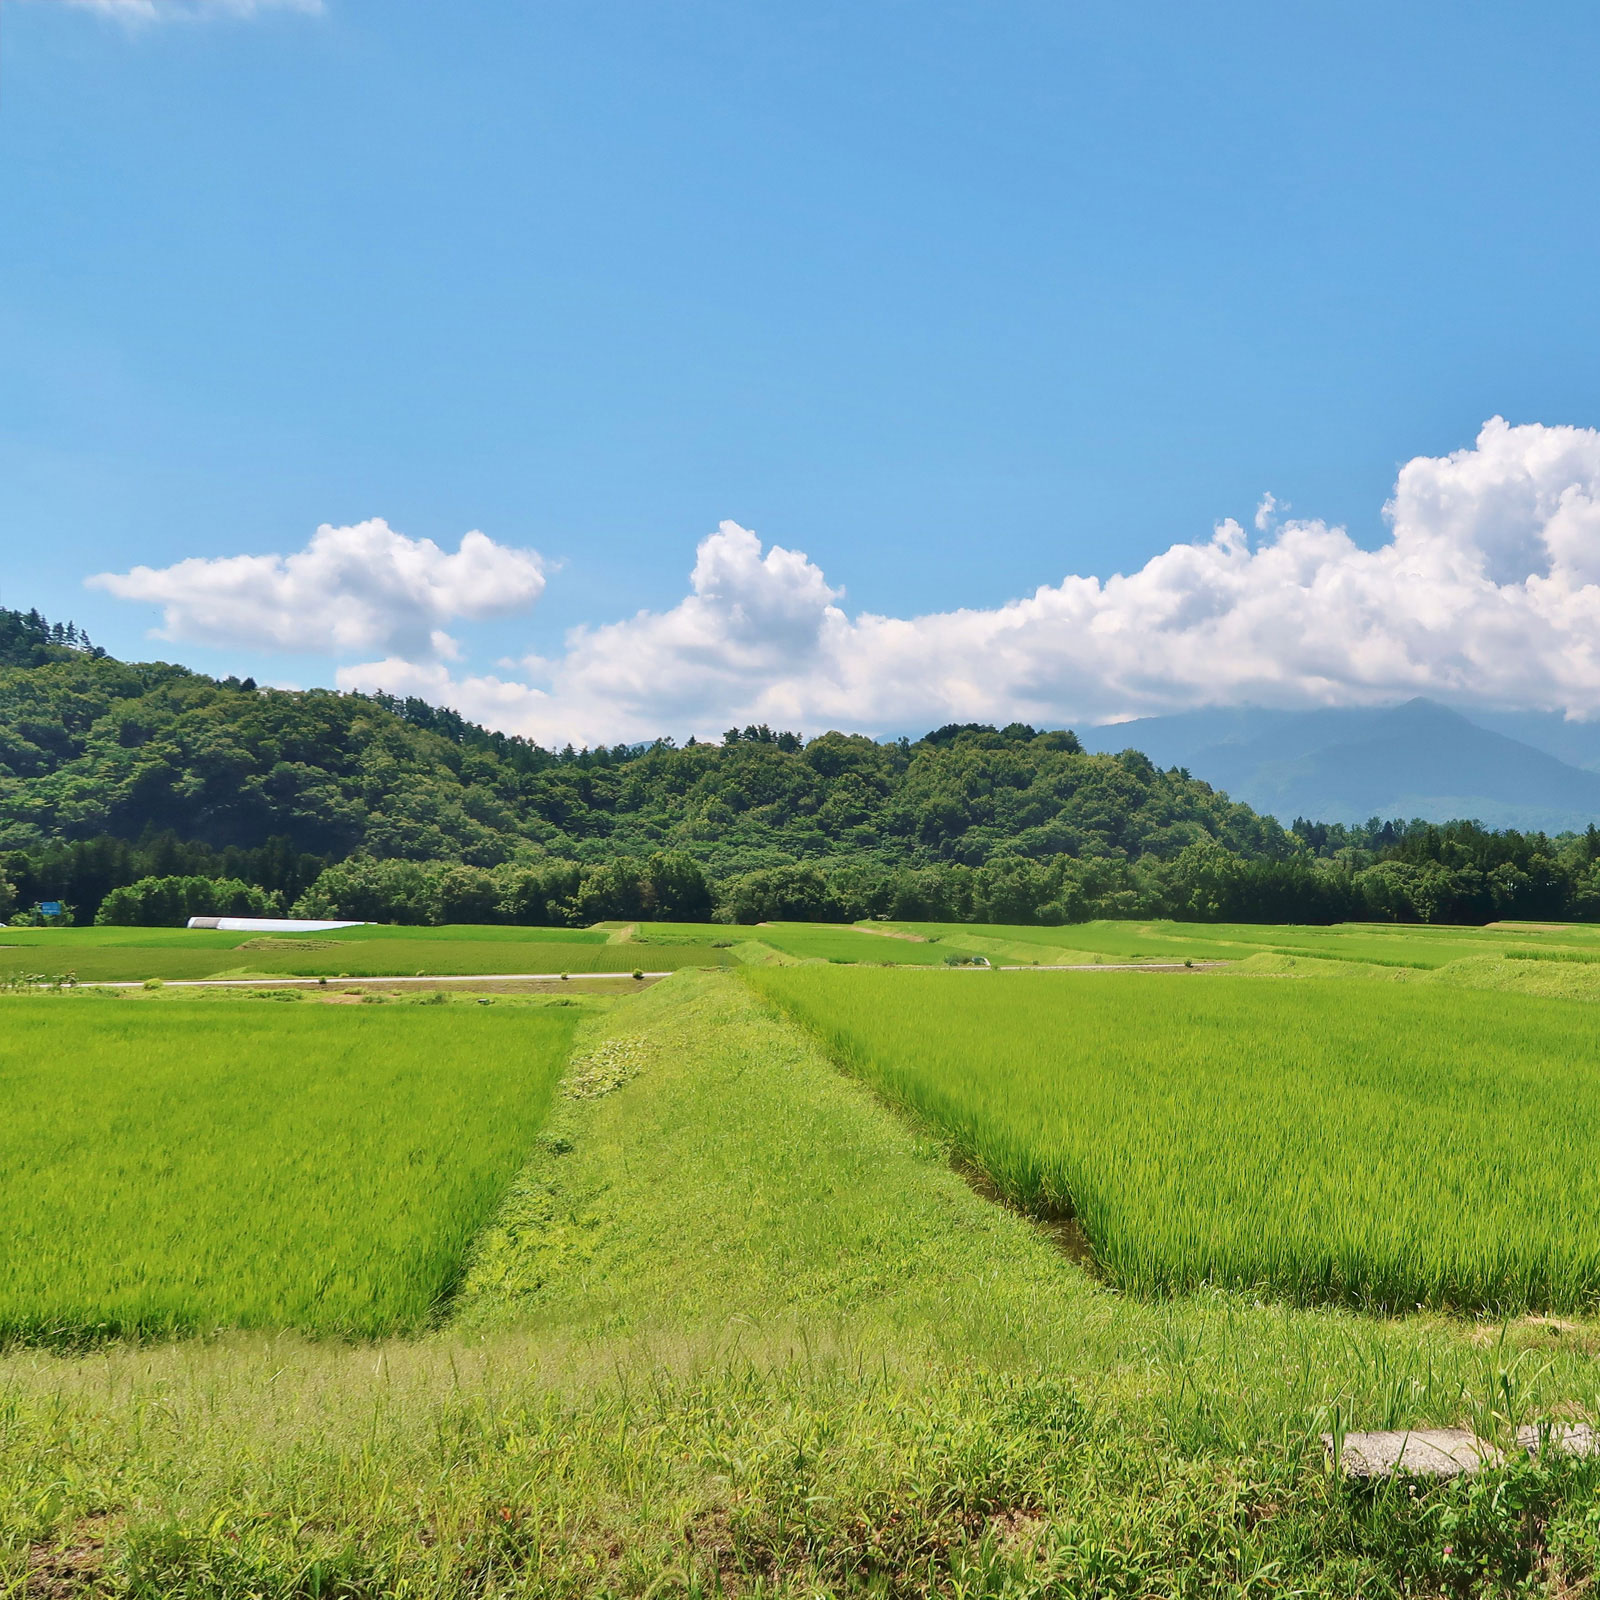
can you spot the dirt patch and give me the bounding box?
[1468,1317,1600,1351]
[215,976,667,1001]
[27,1516,113,1598]
[686,1507,777,1595]
[852,925,929,942]
[407,976,662,996]
[987,1509,1049,1555]
[1524,1314,1586,1337]
[233,937,346,950]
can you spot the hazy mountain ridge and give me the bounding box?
[1079,699,1600,831]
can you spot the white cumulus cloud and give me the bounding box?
[91,519,546,662]
[335,419,1600,747]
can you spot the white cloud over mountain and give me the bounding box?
[339,419,1600,745]
[90,419,1600,746]
[90,520,545,662]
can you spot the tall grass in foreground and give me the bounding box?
[748,967,1600,1312]
[0,1000,576,1341]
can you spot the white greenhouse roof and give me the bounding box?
[186,917,371,932]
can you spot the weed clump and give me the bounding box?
[564,1039,648,1100]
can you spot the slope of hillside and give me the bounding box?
[1466,708,1600,774]
[0,630,1286,908]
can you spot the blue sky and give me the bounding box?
[6,0,1600,743]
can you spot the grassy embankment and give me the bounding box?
[5,969,1600,1596]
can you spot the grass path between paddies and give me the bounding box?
[4,969,1600,1597]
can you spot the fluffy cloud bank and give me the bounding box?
[89,419,1600,747]
[91,520,545,662]
[337,419,1600,747]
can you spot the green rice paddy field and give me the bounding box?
[880,916,1600,969]
[10,918,1600,1336]
[0,923,729,983]
[0,998,576,1340]
[515,910,1600,976]
[12,912,1600,983]
[749,965,1600,1312]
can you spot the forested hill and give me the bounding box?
[2,608,1597,926]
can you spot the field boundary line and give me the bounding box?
[89,971,676,989]
[70,963,1233,988]
[994,961,1232,972]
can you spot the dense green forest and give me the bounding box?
[3,604,1599,926]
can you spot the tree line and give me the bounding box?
[32,820,1600,928]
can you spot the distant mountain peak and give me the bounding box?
[1079,699,1600,832]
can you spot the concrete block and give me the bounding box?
[1325,1422,1598,1479]
[1517,1423,1598,1459]
[1324,1429,1498,1478]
